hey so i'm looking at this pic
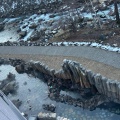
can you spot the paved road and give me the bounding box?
[0,46,120,69]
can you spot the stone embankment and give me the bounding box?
[2,58,117,104]
[0,57,119,104]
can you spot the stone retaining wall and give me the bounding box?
[14,59,120,104]
[0,58,119,104]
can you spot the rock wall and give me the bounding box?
[15,59,120,104]
[0,57,119,104]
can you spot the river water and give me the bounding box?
[0,65,120,120]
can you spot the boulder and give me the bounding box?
[41,9,47,14]
[2,81,17,95]
[29,23,37,29]
[28,116,37,120]
[37,112,56,120]
[19,31,27,38]
[12,99,22,108]
[52,30,57,34]
[49,14,56,18]
[42,104,56,112]
[29,31,41,41]
[17,28,21,33]
[0,24,4,32]
[15,64,25,73]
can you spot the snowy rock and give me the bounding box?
[41,9,47,14]
[28,116,37,120]
[42,104,56,112]
[49,14,56,18]
[37,112,56,120]
[19,31,27,38]
[52,30,57,34]
[29,23,37,29]
[16,64,25,73]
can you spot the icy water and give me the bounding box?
[0,65,120,120]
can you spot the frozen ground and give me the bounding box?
[0,24,19,43]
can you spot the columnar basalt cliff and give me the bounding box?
[14,59,120,104]
[0,57,119,104]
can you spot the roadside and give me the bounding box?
[0,54,120,81]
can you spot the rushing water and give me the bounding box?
[0,65,120,120]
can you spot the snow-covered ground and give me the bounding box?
[17,4,115,41]
[0,1,120,53]
[52,42,120,53]
[0,25,19,43]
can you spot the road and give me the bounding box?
[0,46,120,69]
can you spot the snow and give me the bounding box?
[2,17,21,25]
[53,42,120,53]
[23,30,34,41]
[82,13,93,19]
[0,1,120,53]
[0,6,5,13]
[11,1,17,9]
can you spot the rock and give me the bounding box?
[108,9,115,16]
[41,9,47,14]
[17,28,21,33]
[0,24,4,32]
[34,5,39,10]
[15,64,25,73]
[38,10,42,14]
[49,14,56,18]
[57,116,70,120]
[42,104,56,112]
[28,116,37,120]
[0,73,16,89]
[23,81,27,85]
[47,20,54,26]
[52,30,57,34]
[12,99,22,108]
[99,4,108,11]
[29,23,37,29]
[19,31,27,38]
[99,34,107,41]
[29,32,41,41]
[2,81,18,95]
[37,112,56,120]
[0,58,5,65]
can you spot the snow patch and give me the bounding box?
[53,42,120,53]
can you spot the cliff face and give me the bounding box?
[0,0,63,18]
[14,59,120,104]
